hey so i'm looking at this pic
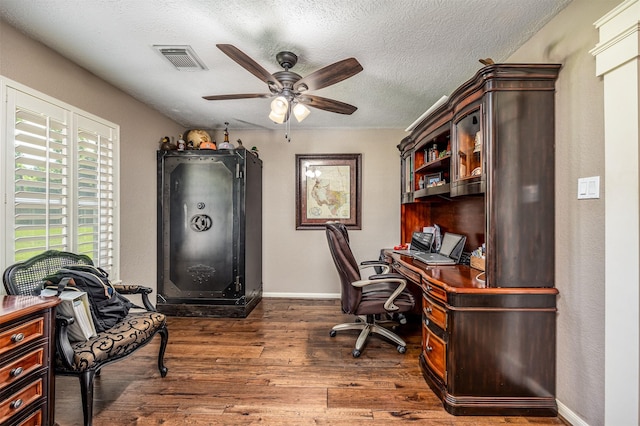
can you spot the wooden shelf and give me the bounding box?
[414,183,450,198]
[415,155,451,174]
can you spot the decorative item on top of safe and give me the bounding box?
[199,138,217,150]
[184,129,213,149]
[177,134,186,151]
[160,136,172,151]
[217,122,235,149]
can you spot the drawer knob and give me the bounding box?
[10,398,23,410]
[10,367,23,378]
[426,307,433,314]
[426,285,432,292]
[11,333,24,343]
[426,345,433,352]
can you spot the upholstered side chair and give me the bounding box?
[3,250,169,426]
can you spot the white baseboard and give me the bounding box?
[557,399,588,426]
[263,292,340,299]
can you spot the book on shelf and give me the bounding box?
[41,288,97,341]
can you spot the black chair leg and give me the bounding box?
[79,370,96,426]
[158,325,169,377]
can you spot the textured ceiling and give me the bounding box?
[0,0,571,131]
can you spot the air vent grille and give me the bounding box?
[154,45,207,71]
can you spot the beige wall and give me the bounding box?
[0,21,184,288]
[507,0,620,424]
[205,128,403,297]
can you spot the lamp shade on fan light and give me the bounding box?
[293,103,310,122]
[269,96,288,123]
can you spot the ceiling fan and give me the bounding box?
[203,44,363,124]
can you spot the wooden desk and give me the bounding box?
[0,296,59,426]
[383,250,558,416]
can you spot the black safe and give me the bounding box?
[156,149,262,317]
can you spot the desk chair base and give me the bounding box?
[330,315,407,358]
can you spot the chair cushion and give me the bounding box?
[56,311,166,372]
[356,287,415,316]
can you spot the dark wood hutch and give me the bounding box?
[387,63,561,416]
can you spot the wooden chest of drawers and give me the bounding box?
[0,296,59,426]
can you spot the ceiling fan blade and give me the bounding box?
[298,95,358,115]
[216,44,283,90]
[203,93,271,101]
[294,58,363,92]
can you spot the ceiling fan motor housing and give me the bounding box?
[276,51,298,70]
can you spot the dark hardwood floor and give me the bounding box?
[54,298,567,425]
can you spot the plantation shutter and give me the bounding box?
[9,89,71,261]
[75,115,116,270]
[4,85,119,274]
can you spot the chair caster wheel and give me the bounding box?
[352,349,361,358]
[329,330,337,337]
[397,345,406,354]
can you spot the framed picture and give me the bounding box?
[426,172,442,186]
[295,153,362,230]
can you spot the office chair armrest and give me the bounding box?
[359,261,390,274]
[368,273,404,281]
[352,275,407,312]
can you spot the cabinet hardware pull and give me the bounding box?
[10,398,23,409]
[10,367,23,377]
[426,346,433,352]
[426,307,433,313]
[426,285,432,291]
[11,333,24,343]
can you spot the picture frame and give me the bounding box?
[295,153,362,230]
[426,172,442,186]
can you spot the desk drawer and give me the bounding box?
[0,378,43,424]
[0,349,45,393]
[423,279,447,303]
[0,319,44,358]
[423,294,447,330]
[423,325,446,383]
[15,408,42,426]
[392,261,421,284]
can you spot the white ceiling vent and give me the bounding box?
[154,45,207,71]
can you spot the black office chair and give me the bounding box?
[325,222,415,357]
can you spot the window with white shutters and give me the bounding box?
[2,80,119,276]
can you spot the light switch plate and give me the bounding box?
[577,176,600,199]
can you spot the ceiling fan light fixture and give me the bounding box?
[269,110,286,124]
[270,96,289,115]
[293,102,311,122]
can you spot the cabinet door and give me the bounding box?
[451,105,484,196]
[400,150,414,203]
[159,153,240,300]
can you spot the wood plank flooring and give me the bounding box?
[53,298,567,425]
